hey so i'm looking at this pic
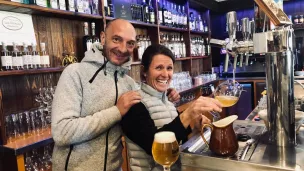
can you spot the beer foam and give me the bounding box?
[213,115,238,128]
[154,132,176,143]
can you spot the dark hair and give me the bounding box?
[140,44,175,81]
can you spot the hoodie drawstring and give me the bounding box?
[104,70,119,171]
[88,60,108,83]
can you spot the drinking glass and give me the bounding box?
[152,132,179,171]
[210,79,243,121]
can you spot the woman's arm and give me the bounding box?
[121,102,191,155]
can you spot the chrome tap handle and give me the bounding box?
[227,11,237,41]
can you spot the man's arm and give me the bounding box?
[51,66,121,146]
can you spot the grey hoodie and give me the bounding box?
[51,44,136,171]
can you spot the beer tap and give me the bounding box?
[239,18,249,67]
[245,20,254,66]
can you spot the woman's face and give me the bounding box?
[145,54,174,92]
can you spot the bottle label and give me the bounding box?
[158,11,162,23]
[32,55,41,65]
[36,0,47,7]
[51,0,58,9]
[150,12,155,23]
[42,55,50,66]
[59,0,66,10]
[23,55,32,65]
[1,56,12,67]
[13,57,23,67]
[86,41,92,51]
[69,0,75,12]
[184,16,187,26]
[77,0,84,13]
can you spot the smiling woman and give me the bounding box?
[121,44,222,171]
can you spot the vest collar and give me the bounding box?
[141,83,168,103]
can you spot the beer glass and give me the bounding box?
[152,132,179,171]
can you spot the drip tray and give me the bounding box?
[180,120,265,161]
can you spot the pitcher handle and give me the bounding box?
[200,123,213,147]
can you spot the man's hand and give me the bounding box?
[167,88,180,103]
[193,114,211,132]
[116,91,141,116]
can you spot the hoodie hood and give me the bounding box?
[81,43,132,75]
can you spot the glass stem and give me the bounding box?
[163,166,171,171]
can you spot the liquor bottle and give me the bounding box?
[108,0,114,17]
[31,43,41,69]
[91,22,100,43]
[50,0,58,9]
[157,0,162,25]
[76,0,85,13]
[189,12,193,30]
[162,0,167,26]
[182,6,187,29]
[58,0,66,10]
[1,42,13,71]
[171,3,176,28]
[195,15,200,31]
[36,0,51,7]
[104,0,109,16]
[12,42,24,70]
[181,35,186,57]
[40,43,50,68]
[166,2,171,27]
[83,22,92,52]
[22,43,33,70]
[148,0,155,24]
[204,20,208,32]
[142,0,149,23]
[198,15,203,32]
[91,0,99,15]
[67,0,76,12]
[177,5,181,28]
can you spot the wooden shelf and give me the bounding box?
[293,24,304,30]
[1,128,53,155]
[0,67,65,77]
[106,16,158,28]
[176,57,192,61]
[191,56,209,59]
[0,1,103,20]
[159,25,189,32]
[190,30,210,35]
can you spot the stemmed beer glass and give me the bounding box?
[210,79,243,120]
[152,132,179,171]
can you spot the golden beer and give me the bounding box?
[215,95,239,107]
[152,132,179,168]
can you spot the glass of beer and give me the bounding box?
[210,80,243,120]
[152,131,179,171]
[214,79,243,107]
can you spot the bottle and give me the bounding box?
[58,0,66,10]
[162,0,167,26]
[204,20,208,32]
[40,43,50,68]
[12,43,24,70]
[91,0,99,15]
[182,6,187,29]
[36,0,51,7]
[189,12,194,30]
[157,0,163,25]
[108,0,114,17]
[177,5,182,28]
[91,22,100,44]
[31,43,41,69]
[148,0,155,24]
[67,0,76,11]
[206,38,211,55]
[104,0,109,16]
[83,22,92,52]
[141,0,148,23]
[1,42,13,71]
[22,43,33,70]
[50,0,58,9]
[198,15,203,32]
[166,2,172,27]
[76,0,85,13]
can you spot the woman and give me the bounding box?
[121,45,222,171]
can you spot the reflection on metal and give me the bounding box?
[264,28,296,147]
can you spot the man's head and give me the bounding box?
[100,19,137,66]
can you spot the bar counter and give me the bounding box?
[180,118,304,171]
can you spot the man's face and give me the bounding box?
[101,21,137,66]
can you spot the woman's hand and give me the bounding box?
[180,96,222,128]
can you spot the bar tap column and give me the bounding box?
[264,29,295,146]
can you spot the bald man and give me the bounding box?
[51,19,179,171]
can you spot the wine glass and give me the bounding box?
[152,132,179,171]
[210,79,243,121]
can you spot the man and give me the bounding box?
[51,19,180,171]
